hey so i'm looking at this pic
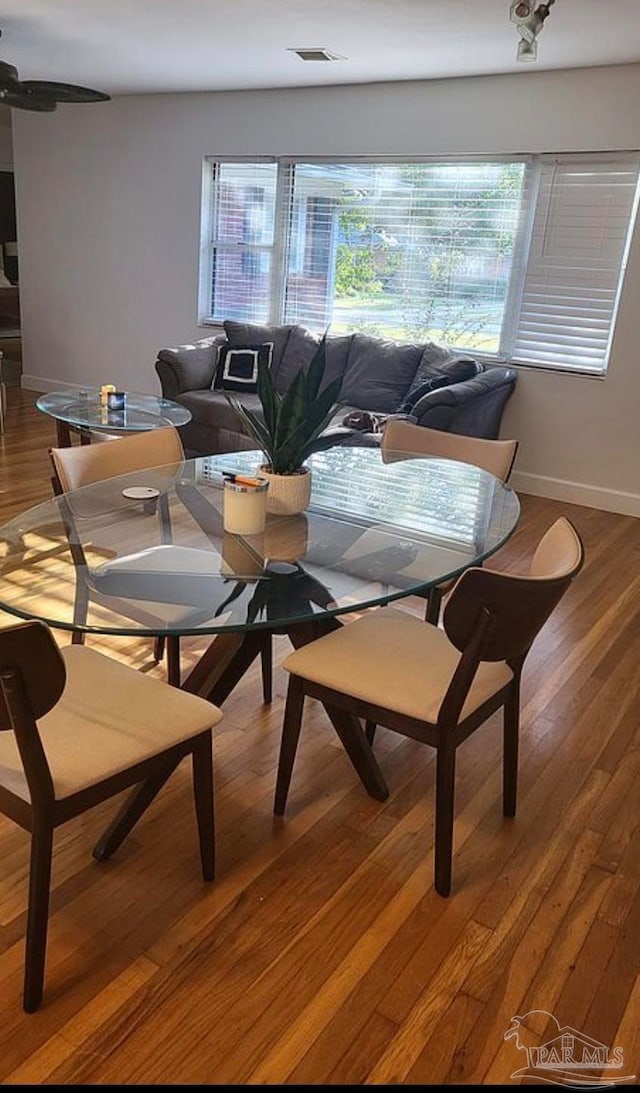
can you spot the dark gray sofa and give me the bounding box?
[155,321,517,457]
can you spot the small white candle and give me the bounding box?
[223,480,268,535]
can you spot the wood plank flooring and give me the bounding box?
[1,389,640,1084]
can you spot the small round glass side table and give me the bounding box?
[36,387,192,447]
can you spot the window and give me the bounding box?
[200,154,640,374]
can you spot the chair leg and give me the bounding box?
[23,821,54,1012]
[92,761,179,862]
[425,585,443,625]
[261,635,273,704]
[274,676,305,816]
[434,741,457,898]
[192,731,215,882]
[503,680,521,818]
[365,720,377,745]
[153,634,166,663]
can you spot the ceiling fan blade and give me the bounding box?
[20,81,110,104]
[0,88,56,112]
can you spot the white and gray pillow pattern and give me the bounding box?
[213,342,274,392]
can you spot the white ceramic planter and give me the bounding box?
[258,465,312,516]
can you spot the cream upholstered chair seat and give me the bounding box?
[283,605,513,724]
[0,644,221,802]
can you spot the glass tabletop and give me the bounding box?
[0,447,520,636]
[35,388,192,432]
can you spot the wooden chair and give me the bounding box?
[49,428,273,699]
[274,517,584,897]
[0,619,221,1011]
[382,420,519,624]
[49,426,184,659]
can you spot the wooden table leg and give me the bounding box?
[94,614,387,858]
[288,620,389,802]
[181,629,267,706]
[166,635,181,687]
[92,759,181,862]
[184,619,389,801]
[55,419,72,447]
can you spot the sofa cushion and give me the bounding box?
[417,341,457,375]
[224,321,293,374]
[434,356,484,383]
[213,342,273,392]
[157,337,222,391]
[276,327,353,395]
[414,345,483,385]
[177,389,262,433]
[340,334,424,413]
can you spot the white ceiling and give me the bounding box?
[0,0,639,96]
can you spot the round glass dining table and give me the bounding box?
[0,445,519,640]
[0,445,519,804]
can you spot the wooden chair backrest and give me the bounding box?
[49,426,184,493]
[382,420,518,482]
[443,518,584,665]
[0,621,66,806]
[0,621,66,730]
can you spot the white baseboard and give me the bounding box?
[21,374,80,393]
[511,471,640,518]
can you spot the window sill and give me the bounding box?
[475,353,607,380]
[507,360,606,381]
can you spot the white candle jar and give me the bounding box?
[223,479,269,535]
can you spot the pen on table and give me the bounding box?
[221,471,266,488]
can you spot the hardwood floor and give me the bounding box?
[1,388,640,1083]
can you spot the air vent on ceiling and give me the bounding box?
[287,47,347,62]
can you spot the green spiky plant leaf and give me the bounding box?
[227,335,343,475]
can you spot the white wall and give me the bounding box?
[12,64,640,513]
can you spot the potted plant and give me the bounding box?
[226,337,343,515]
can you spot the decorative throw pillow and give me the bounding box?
[213,342,273,392]
[397,374,450,413]
[399,354,483,411]
[223,321,293,376]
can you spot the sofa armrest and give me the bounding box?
[155,335,227,398]
[412,367,517,439]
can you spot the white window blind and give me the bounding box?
[207,161,278,324]
[282,160,526,355]
[512,154,640,372]
[201,153,640,375]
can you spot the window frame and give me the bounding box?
[199,152,640,378]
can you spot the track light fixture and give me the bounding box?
[510,0,556,62]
